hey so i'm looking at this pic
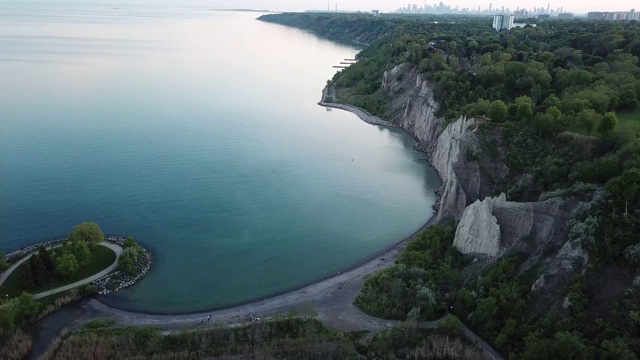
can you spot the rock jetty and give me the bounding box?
[91,236,153,295]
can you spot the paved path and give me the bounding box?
[0,244,62,287]
[34,242,122,299]
[0,242,122,299]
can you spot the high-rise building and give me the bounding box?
[493,14,515,31]
[587,10,640,21]
[558,12,573,19]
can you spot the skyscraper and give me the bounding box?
[493,14,515,31]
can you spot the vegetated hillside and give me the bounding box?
[38,318,489,360]
[260,13,640,359]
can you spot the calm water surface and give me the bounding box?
[0,5,440,313]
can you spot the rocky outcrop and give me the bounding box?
[453,195,503,256]
[453,193,576,258]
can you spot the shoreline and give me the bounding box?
[74,86,442,329]
[81,213,439,331]
[318,84,391,127]
[97,213,437,316]
[94,83,441,317]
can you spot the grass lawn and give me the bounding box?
[0,244,116,299]
[564,109,640,139]
[615,109,640,140]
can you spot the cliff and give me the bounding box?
[453,193,577,258]
[378,64,508,222]
[328,63,587,310]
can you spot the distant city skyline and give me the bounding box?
[396,1,572,16]
[7,0,639,14]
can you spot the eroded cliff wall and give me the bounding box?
[379,64,507,222]
[336,63,588,311]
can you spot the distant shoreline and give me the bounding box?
[209,9,273,13]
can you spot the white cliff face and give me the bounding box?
[384,65,443,151]
[453,195,504,257]
[430,116,484,221]
[453,192,575,258]
[381,64,503,222]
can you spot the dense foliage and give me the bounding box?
[356,225,461,320]
[42,318,487,360]
[118,236,143,276]
[69,221,105,247]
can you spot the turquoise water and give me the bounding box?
[0,5,440,313]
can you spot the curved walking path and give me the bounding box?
[0,242,122,299]
[35,242,122,299]
[0,244,63,287]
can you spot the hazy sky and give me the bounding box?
[16,0,640,14]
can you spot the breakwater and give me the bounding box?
[92,236,153,295]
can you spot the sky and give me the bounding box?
[14,0,640,14]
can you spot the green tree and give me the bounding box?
[547,106,562,121]
[606,167,640,214]
[601,338,637,360]
[118,253,136,277]
[0,302,17,335]
[0,251,7,271]
[123,236,141,252]
[38,246,55,273]
[55,253,78,280]
[515,96,534,121]
[69,222,104,247]
[543,94,561,109]
[598,112,618,136]
[15,292,39,324]
[489,100,508,123]
[550,332,586,359]
[438,314,464,338]
[576,109,600,135]
[623,243,640,265]
[72,241,92,267]
[21,262,35,290]
[29,254,49,286]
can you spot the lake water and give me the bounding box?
[0,4,440,313]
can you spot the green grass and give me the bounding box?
[0,245,116,298]
[615,109,640,141]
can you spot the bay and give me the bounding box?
[0,5,440,313]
